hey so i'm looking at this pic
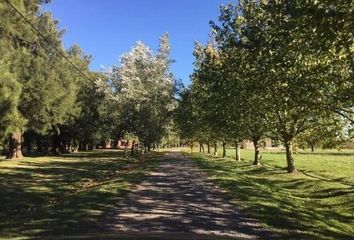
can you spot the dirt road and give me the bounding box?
[109,152,272,239]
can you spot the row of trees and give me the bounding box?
[0,0,177,158]
[1,0,95,158]
[175,0,353,172]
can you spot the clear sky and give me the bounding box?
[43,0,234,85]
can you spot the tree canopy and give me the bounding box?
[175,0,354,172]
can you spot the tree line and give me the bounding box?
[0,0,177,159]
[175,0,353,173]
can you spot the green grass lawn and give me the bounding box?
[0,150,159,239]
[186,148,354,239]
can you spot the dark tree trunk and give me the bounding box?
[207,142,210,154]
[190,142,193,153]
[52,133,61,155]
[60,139,67,153]
[79,142,89,152]
[7,132,23,159]
[213,142,218,156]
[88,144,94,151]
[235,141,241,161]
[285,140,297,173]
[124,140,129,156]
[253,138,261,165]
[115,136,123,149]
[43,135,50,155]
[222,141,226,158]
[311,145,314,152]
[131,140,135,156]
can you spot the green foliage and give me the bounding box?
[175,88,197,141]
[181,0,354,172]
[0,0,101,152]
[108,34,176,147]
[0,65,25,139]
[297,114,352,150]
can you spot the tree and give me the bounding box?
[190,42,226,156]
[109,34,176,151]
[0,0,42,158]
[175,88,199,151]
[0,65,26,158]
[1,0,95,157]
[209,3,269,164]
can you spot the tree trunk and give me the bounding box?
[7,132,23,159]
[285,140,297,173]
[124,140,129,156]
[190,142,193,153]
[79,141,89,152]
[311,145,314,152]
[235,141,241,161]
[253,138,261,165]
[222,141,226,158]
[43,135,50,154]
[52,133,61,155]
[88,144,94,151]
[213,142,218,156]
[60,140,67,153]
[207,142,210,154]
[199,142,204,153]
[131,140,135,156]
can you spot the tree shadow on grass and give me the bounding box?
[264,151,354,157]
[191,154,354,240]
[0,150,158,238]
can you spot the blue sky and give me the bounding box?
[43,0,234,85]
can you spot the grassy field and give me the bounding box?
[0,150,159,239]
[186,148,354,239]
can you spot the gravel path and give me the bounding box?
[109,152,272,239]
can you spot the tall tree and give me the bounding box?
[109,34,176,150]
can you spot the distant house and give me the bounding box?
[116,139,133,149]
[345,141,354,149]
